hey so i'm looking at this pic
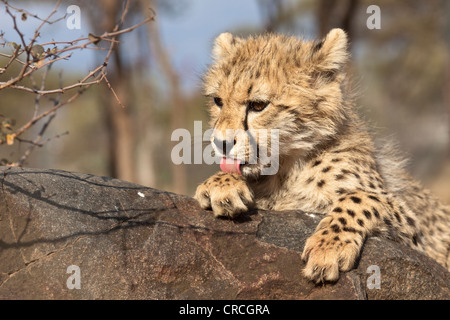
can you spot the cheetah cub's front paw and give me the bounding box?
[301,217,364,283]
[194,172,254,218]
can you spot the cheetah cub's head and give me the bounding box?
[204,29,350,179]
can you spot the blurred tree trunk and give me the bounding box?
[258,0,284,32]
[143,0,187,194]
[446,0,450,155]
[96,0,137,182]
[318,0,334,37]
[317,0,358,43]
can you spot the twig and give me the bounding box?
[102,13,155,38]
[5,75,105,95]
[103,72,125,108]
[10,89,82,141]
[3,6,30,86]
[29,0,62,49]
[1,44,21,72]
[0,52,27,66]
[15,112,56,166]
[2,0,66,25]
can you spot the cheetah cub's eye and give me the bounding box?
[248,101,269,112]
[213,97,223,107]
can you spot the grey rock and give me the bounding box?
[0,166,449,299]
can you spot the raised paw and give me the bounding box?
[301,217,364,283]
[194,172,254,218]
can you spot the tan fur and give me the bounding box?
[194,29,450,283]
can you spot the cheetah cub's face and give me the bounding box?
[204,29,350,178]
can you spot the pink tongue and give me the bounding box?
[220,158,242,175]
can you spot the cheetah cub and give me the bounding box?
[194,29,450,283]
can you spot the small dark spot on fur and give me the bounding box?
[363,210,372,219]
[368,195,380,202]
[312,39,324,53]
[406,216,416,227]
[322,166,332,173]
[335,188,347,195]
[372,207,380,219]
[317,180,325,188]
[344,227,362,235]
[247,84,253,95]
[387,200,394,209]
[383,217,392,226]
[331,224,341,233]
[312,160,322,167]
[350,196,361,204]
[412,234,418,246]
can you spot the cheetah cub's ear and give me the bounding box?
[310,28,349,78]
[212,32,241,60]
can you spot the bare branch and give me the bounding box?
[0,6,155,92]
[2,0,66,25]
[5,74,105,95]
[15,112,56,167]
[0,44,21,72]
[103,72,125,108]
[0,1,155,167]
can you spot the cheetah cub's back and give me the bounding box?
[195,28,450,283]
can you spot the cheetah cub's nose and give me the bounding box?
[212,136,237,157]
[212,136,242,175]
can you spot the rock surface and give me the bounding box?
[0,166,449,299]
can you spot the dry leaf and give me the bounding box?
[30,44,45,60]
[6,134,14,145]
[88,33,101,45]
[9,42,20,50]
[31,59,45,69]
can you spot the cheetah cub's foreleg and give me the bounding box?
[301,191,385,283]
[195,171,254,218]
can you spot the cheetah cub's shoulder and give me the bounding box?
[194,29,450,283]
